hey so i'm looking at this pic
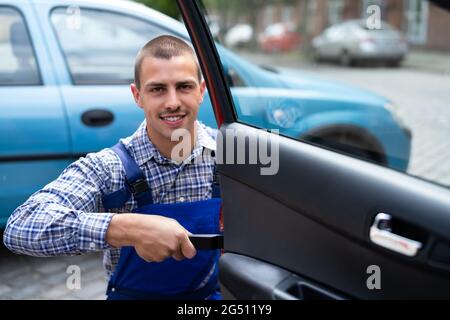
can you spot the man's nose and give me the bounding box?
[164,88,181,110]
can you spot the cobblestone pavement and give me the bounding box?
[0,238,107,300]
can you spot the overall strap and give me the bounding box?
[102,142,153,210]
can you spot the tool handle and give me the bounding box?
[189,234,224,250]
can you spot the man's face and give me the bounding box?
[131,53,205,141]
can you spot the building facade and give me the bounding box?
[258,0,450,51]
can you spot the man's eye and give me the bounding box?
[179,84,193,90]
[150,87,164,93]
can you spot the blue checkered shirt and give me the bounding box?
[3,120,218,277]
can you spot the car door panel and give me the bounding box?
[56,85,142,153]
[220,253,347,300]
[218,145,450,298]
[214,128,450,298]
[0,1,70,227]
[177,0,450,299]
[218,124,450,243]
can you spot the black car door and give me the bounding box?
[177,0,450,299]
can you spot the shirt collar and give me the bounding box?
[129,120,217,167]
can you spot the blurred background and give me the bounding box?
[139,0,450,68]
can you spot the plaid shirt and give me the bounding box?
[4,120,217,277]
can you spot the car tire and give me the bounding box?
[312,48,321,63]
[339,50,353,67]
[387,59,402,68]
[304,131,386,166]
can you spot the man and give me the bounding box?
[3,35,222,300]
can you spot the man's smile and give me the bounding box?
[159,112,187,126]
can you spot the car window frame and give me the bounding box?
[178,0,238,125]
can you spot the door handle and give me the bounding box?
[370,213,422,257]
[81,109,114,127]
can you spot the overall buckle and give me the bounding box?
[127,178,149,195]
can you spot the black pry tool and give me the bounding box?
[189,234,224,250]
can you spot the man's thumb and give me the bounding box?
[181,236,197,259]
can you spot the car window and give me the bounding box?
[326,25,344,38]
[51,6,249,89]
[50,7,172,85]
[359,19,395,31]
[323,26,334,37]
[199,0,450,188]
[0,7,41,86]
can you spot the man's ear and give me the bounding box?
[131,83,143,108]
[199,80,206,103]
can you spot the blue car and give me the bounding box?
[0,0,410,228]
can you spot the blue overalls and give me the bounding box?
[102,142,222,300]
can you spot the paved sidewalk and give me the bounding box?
[403,49,450,75]
[0,241,107,300]
[237,48,450,75]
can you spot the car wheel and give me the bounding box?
[339,50,353,67]
[312,48,321,63]
[304,131,387,166]
[387,59,402,68]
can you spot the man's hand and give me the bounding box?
[105,214,196,262]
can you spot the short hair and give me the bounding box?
[134,35,202,89]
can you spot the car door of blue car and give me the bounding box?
[0,1,70,228]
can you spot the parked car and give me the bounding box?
[258,22,301,53]
[224,24,253,48]
[312,19,408,66]
[179,0,450,300]
[0,0,410,230]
